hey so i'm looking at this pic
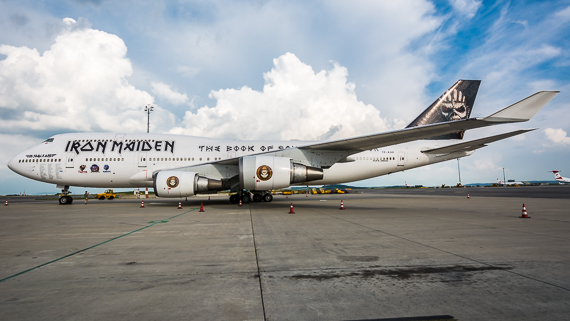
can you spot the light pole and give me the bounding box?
[457,158,462,186]
[502,167,506,187]
[144,104,154,133]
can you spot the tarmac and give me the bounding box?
[1,186,569,320]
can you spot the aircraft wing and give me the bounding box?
[421,129,535,154]
[300,91,558,151]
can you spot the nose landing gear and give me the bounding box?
[58,185,73,205]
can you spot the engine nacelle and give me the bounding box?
[240,156,323,190]
[154,171,222,198]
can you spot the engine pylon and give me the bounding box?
[289,202,295,214]
[340,200,344,210]
[520,203,530,218]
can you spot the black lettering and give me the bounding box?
[136,141,141,151]
[142,141,152,151]
[241,146,246,151]
[260,146,266,151]
[248,146,254,151]
[206,146,213,152]
[199,146,205,152]
[234,146,239,151]
[71,142,81,154]
[165,141,175,153]
[80,142,94,152]
[227,146,232,152]
[267,145,273,151]
[155,141,163,151]
[215,146,220,152]
[278,146,283,150]
[96,141,107,154]
[65,141,71,152]
[124,141,135,151]
[111,141,123,153]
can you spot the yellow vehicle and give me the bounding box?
[97,189,116,200]
[282,190,293,195]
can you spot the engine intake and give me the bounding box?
[240,156,323,190]
[154,171,222,198]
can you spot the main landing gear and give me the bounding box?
[58,185,73,205]
[229,192,273,204]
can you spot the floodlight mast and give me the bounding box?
[144,104,154,133]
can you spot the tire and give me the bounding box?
[59,196,68,205]
[68,196,73,204]
[253,194,262,202]
[263,193,273,202]
[229,194,240,204]
[99,196,105,200]
[108,196,114,200]
[241,194,251,204]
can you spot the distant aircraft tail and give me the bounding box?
[552,170,562,180]
[407,80,481,139]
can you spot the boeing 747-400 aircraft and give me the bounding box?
[7,80,559,205]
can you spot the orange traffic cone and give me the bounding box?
[520,203,530,218]
[239,199,242,206]
[467,194,470,199]
[340,200,344,210]
[140,200,145,208]
[178,201,182,209]
[199,202,204,212]
[4,200,8,206]
[289,202,295,214]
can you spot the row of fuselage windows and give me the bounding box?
[19,159,61,163]
[83,157,222,162]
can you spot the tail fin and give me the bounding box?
[407,80,481,139]
[553,170,562,180]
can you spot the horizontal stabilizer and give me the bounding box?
[421,129,535,154]
[484,91,559,122]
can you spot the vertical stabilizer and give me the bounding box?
[407,80,481,139]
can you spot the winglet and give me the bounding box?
[484,91,559,122]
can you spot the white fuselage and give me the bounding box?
[8,133,472,189]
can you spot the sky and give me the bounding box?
[0,0,569,195]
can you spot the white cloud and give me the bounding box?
[449,0,482,19]
[170,53,389,141]
[0,18,175,135]
[544,128,570,145]
[554,5,570,21]
[151,82,189,105]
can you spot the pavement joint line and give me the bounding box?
[248,203,267,321]
[310,208,570,293]
[0,208,197,284]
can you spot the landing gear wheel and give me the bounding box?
[59,196,73,205]
[263,193,273,202]
[253,194,262,202]
[229,194,240,204]
[241,194,251,204]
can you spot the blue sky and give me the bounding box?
[0,0,569,194]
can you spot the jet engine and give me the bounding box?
[154,171,223,198]
[240,156,323,190]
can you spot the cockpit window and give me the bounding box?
[43,138,54,143]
